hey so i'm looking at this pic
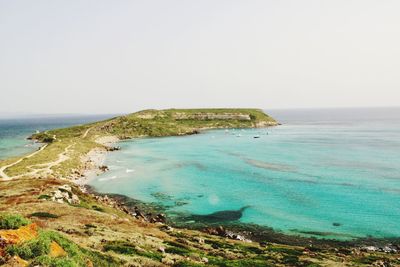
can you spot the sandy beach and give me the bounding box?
[74,135,119,187]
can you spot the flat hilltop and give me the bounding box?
[0,109,398,266]
[33,108,278,141]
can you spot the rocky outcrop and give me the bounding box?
[204,226,252,242]
[255,121,279,127]
[50,185,80,205]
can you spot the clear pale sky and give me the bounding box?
[0,0,399,115]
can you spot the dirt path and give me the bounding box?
[0,144,48,180]
[11,144,74,179]
[82,127,92,138]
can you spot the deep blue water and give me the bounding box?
[90,107,400,240]
[0,115,115,159]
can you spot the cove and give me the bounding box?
[90,110,400,240]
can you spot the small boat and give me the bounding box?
[253,135,260,139]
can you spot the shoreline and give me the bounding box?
[73,135,120,187]
[82,182,400,252]
[75,134,400,252]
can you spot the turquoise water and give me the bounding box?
[0,115,114,159]
[89,108,400,240]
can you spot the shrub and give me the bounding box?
[104,241,136,255]
[7,235,49,259]
[30,212,59,219]
[38,194,51,200]
[7,230,121,266]
[92,205,105,212]
[104,240,162,261]
[0,213,30,230]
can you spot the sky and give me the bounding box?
[0,0,399,115]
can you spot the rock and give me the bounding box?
[158,246,166,253]
[49,185,80,205]
[202,257,209,263]
[58,184,72,192]
[193,237,205,244]
[65,229,80,235]
[160,225,174,232]
[203,226,252,242]
[381,245,398,253]
[99,165,109,172]
[216,226,226,236]
[71,194,80,205]
[361,246,378,252]
[151,213,167,223]
[53,190,63,199]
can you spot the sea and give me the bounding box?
[1,108,400,240]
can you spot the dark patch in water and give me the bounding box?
[160,161,207,172]
[175,201,189,207]
[245,158,295,172]
[333,222,342,227]
[186,206,250,223]
[151,192,174,201]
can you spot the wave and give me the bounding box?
[98,175,118,182]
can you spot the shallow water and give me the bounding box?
[88,107,399,239]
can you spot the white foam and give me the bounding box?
[126,169,135,173]
[98,175,118,182]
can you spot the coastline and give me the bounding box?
[74,133,400,252]
[74,135,119,187]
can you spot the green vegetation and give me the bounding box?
[91,205,105,212]
[88,108,277,138]
[7,230,121,266]
[38,194,52,200]
[0,213,31,229]
[103,240,163,261]
[173,261,204,267]
[207,257,272,267]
